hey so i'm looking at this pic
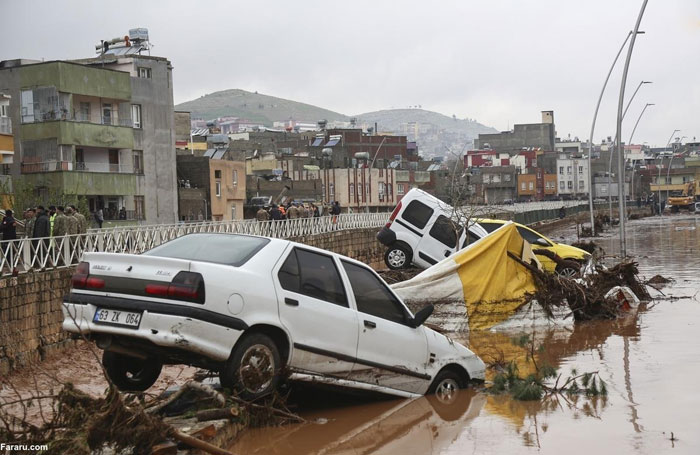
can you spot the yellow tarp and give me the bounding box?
[456,223,537,330]
[391,222,539,332]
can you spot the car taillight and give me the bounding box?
[386,200,402,228]
[71,262,105,289]
[145,271,205,304]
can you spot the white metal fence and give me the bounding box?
[0,214,388,277]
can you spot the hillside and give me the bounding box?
[356,109,498,156]
[175,89,348,125]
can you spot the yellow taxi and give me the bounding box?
[475,219,591,276]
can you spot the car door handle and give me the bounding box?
[444,250,451,257]
[364,320,376,329]
[285,298,299,306]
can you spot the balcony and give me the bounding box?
[0,117,11,135]
[21,121,134,149]
[21,161,134,174]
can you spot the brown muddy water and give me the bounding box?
[231,215,700,455]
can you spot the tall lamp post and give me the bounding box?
[615,0,649,258]
[608,80,652,223]
[587,30,643,236]
[665,138,689,205]
[658,129,680,216]
[627,103,654,210]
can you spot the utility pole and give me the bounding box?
[615,0,648,257]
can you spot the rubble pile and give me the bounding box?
[524,261,650,321]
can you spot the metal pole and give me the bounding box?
[666,143,687,206]
[615,0,648,257]
[626,103,654,213]
[608,80,651,224]
[588,30,634,236]
[659,129,680,216]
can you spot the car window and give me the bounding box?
[401,200,434,230]
[278,248,348,307]
[341,261,408,325]
[462,228,482,248]
[429,215,462,248]
[478,222,502,233]
[144,234,269,267]
[516,226,549,245]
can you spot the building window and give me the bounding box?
[0,105,7,117]
[132,150,143,174]
[349,183,354,201]
[578,165,583,174]
[102,103,112,125]
[560,181,565,190]
[365,183,370,195]
[215,181,221,197]
[398,183,405,195]
[232,169,238,186]
[329,183,334,197]
[78,102,90,122]
[378,182,385,195]
[567,181,573,189]
[131,104,142,128]
[559,166,564,174]
[138,67,152,79]
[504,174,511,182]
[214,169,221,179]
[231,205,236,219]
[579,180,585,189]
[529,182,534,190]
[567,166,572,174]
[521,182,526,190]
[387,183,392,195]
[134,196,145,220]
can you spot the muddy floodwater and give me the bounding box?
[230,215,700,454]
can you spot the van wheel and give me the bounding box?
[221,333,281,400]
[385,245,411,270]
[102,351,162,392]
[556,260,580,278]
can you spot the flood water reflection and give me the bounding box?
[230,215,700,454]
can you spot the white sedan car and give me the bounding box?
[62,233,485,399]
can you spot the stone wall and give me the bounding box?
[290,227,385,270]
[0,269,75,375]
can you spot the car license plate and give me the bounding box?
[93,308,142,328]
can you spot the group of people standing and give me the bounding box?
[0,205,90,241]
[255,201,341,221]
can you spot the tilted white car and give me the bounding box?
[62,233,485,399]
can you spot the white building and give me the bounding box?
[556,155,589,198]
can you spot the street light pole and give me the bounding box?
[665,139,688,205]
[627,103,654,208]
[658,129,680,216]
[588,30,640,236]
[615,0,648,258]
[608,80,651,223]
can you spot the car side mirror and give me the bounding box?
[535,238,549,247]
[411,304,434,328]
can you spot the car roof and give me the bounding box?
[179,232,370,269]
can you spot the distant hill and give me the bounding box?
[356,109,498,156]
[175,89,348,125]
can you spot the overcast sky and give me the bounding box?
[1,0,698,147]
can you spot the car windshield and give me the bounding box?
[143,234,270,266]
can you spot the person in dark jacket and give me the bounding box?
[1,209,17,241]
[269,204,282,221]
[33,206,51,238]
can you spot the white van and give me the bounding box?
[377,189,488,269]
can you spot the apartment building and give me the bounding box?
[556,156,589,198]
[0,35,177,223]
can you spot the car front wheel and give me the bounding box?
[221,333,281,400]
[556,260,581,278]
[102,351,162,392]
[384,245,411,270]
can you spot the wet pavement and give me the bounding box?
[230,214,700,454]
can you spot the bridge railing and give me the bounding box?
[0,213,389,277]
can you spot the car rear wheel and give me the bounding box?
[384,245,411,270]
[221,333,281,400]
[102,351,162,392]
[556,260,581,278]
